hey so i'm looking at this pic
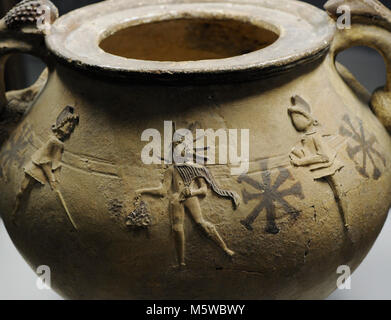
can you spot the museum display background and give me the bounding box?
[0,0,390,299]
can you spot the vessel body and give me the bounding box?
[0,0,390,299]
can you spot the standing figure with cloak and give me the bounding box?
[136,131,240,267]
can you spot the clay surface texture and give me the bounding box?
[0,0,391,299]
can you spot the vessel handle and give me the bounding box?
[325,0,391,134]
[0,0,58,124]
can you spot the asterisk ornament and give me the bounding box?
[238,161,304,234]
[340,114,386,180]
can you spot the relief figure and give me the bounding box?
[137,131,240,267]
[12,106,79,229]
[288,96,348,229]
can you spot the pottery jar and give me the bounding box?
[0,0,391,299]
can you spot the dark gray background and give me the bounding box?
[0,0,390,300]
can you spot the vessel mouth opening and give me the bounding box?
[99,18,279,62]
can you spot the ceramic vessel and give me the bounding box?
[1,0,391,299]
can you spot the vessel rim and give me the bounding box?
[45,0,336,83]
